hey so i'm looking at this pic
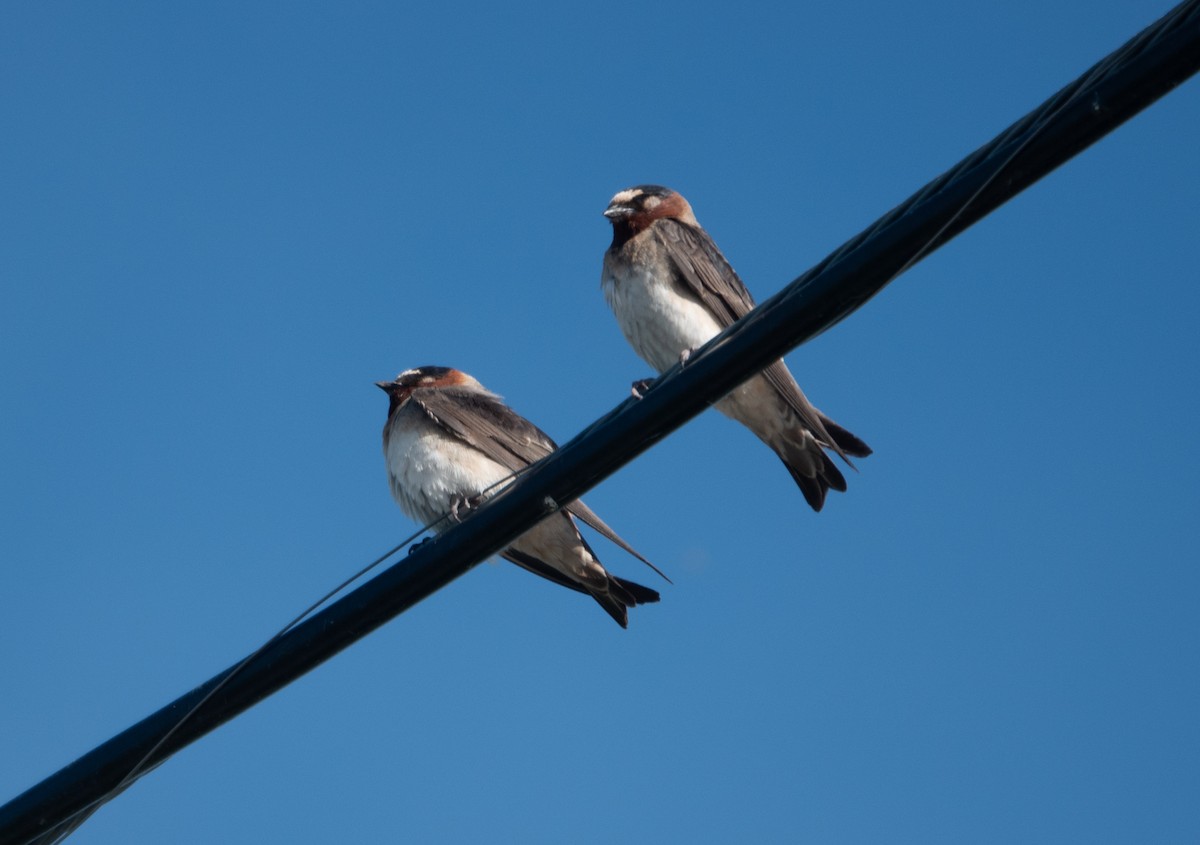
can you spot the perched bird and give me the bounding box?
[377,366,663,627]
[601,184,872,511]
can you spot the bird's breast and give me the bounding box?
[602,254,724,373]
[383,414,511,529]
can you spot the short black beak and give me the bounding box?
[375,381,392,392]
[603,205,629,220]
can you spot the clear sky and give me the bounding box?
[3,2,1198,843]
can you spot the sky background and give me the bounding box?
[2,2,1198,842]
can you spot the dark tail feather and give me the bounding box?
[783,416,867,511]
[502,549,660,628]
[593,575,660,629]
[821,416,872,458]
[592,594,630,628]
[611,576,661,606]
[782,452,847,512]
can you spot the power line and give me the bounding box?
[2,2,1198,842]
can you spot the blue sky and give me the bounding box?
[2,2,1198,842]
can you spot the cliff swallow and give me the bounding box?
[601,184,871,511]
[377,366,663,627]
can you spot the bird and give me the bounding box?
[600,184,872,512]
[377,365,663,627]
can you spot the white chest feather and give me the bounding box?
[602,261,724,374]
[383,414,511,530]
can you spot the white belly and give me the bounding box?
[384,420,512,530]
[385,413,599,585]
[602,264,724,374]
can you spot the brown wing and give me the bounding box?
[412,386,554,472]
[654,218,851,463]
[655,217,756,325]
[412,387,668,579]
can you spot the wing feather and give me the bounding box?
[656,218,850,463]
[412,387,668,581]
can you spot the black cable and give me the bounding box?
[19,468,536,845]
[1,2,1197,842]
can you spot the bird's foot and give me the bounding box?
[679,347,695,366]
[407,536,433,556]
[630,377,656,400]
[449,493,484,523]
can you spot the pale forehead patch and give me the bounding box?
[397,368,446,385]
[609,187,644,205]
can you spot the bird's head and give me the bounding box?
[603,184,697,246]
[377,366,479,413]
